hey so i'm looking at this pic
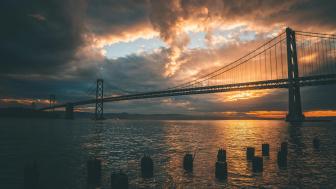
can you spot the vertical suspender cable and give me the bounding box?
[270,49,272,80]
[280,37,284,78]
[275,42,278,79]
[264,48,268,80]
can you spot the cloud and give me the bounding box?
[29,14,46,21]
[304,110,336,117]
[2,0,336,76]
[0,0,87,75]
[245,111,287,119]
[86,0,150,36]
[85,0,158,48]
[0,98,49,107]
[146,0,336,76]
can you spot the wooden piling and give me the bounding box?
[281,142,288,155]
[252,156,263,172]
[141,154,153,178]
[246,147,255,161]
[277,150,287,168]
[87,158,101,187]
[111,172,128,189]
[262,143,270,156]
[183,153,193,172]
[215,161,228,180]
[217,148,226,162]
[313,137,320,149]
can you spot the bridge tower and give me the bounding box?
[285,28,305,122]
[95,79,104,120]
[65,103,74,119]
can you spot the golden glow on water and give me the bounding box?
[162,120,288,187]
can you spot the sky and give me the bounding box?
[1,0,336,118]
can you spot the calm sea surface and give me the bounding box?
[0,118,336,188]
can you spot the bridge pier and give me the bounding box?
[65,103,74,119]
[285,28,305,122]
[49,94,56,112]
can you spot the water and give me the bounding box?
[0,118,336,188]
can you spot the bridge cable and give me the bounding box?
[166,31,286,90]
[175,37,287,89]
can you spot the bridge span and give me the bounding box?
[41,28,336,122]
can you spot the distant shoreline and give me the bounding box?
[0,108,335,121]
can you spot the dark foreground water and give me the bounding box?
[0,118,336,188]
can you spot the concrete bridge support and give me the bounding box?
[285,28,305,122]
[65,103,74,119]
[49,94,56,112]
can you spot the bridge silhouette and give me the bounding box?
[41,28,336,122]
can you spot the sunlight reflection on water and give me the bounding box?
[0,118,336,188]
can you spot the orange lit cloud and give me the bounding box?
[0,98,50,106]
[161,98,195,110]
[218,90,272,102]
[88,22,158,49]
[74,106,95,112]
[304,110,336,117]
[299,53,318,65]
[244,110,336,119]
[147,0,299,77]
[246,111,287,119]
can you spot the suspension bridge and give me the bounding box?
[41,28,336,122]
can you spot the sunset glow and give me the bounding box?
[246,111,287,119]
[0,98,50,106]
[219,90,271,102]
[304,110,336,117]
[299,53,318,64]
[244,110,336,118]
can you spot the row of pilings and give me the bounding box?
[23,137,320,189]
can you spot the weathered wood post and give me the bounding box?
[141,154,153,178]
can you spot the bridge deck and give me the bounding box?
[40,74,336,110]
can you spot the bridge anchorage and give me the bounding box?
[41,27,336,122]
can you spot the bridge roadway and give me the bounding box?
[40,74,336,110]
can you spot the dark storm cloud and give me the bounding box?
[100,54,169,92]
[68,50,173,97]
[0,50,173,105]
[0,0,86,74]
[86,0,150,35]
[264,0,336,31]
